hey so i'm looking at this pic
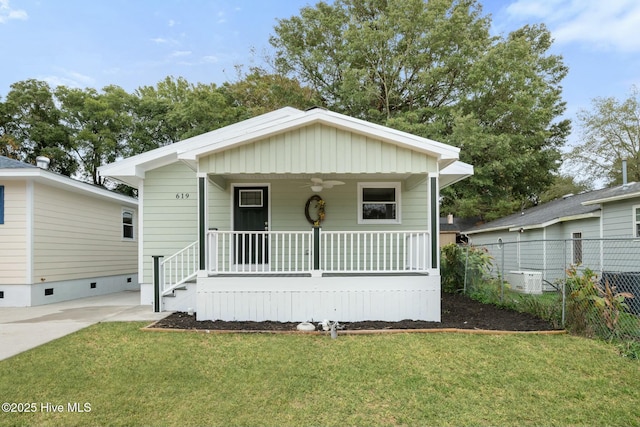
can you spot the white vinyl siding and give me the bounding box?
[32,182,137,283]
[0,181,28,285]
[201,123,437,175]
[143,162,198,281]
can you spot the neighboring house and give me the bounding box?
[99,107,473,322]
[463,182,640,290]
[439,215,478,246]
[0,156,138,307]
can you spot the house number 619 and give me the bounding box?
[175,193,190,199]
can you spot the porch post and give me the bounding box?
[430,176,439,269]
[313,226,321,271]
[198,175,207,271]
[152,255,163,313]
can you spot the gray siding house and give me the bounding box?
[99,107,473,322]
[463,182,640,293]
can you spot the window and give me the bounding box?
[239,189,263,207]
[358,183,401,224]
[635,206,640,238]
[0,185,4,224]
[122,209,134,239]
[572,232,582,265]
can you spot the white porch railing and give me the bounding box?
[320,231,430,273]
[206,230,431,275]
[208,230,314,274]
[159,241,199,295]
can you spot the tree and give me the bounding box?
[538,174,591,204]
[270,0,569,220]
[0,98,21,159]
[566,86,640,187]
[222,67,323,116]
[56,85,134,185]
[130,76,244,155]
[4,80,76,175]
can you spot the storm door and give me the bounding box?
[233,186,269,267]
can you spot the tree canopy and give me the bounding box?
[270,0,570,220]
[1,0,572,221]
[0,72,321,187]
[566,86,640,187]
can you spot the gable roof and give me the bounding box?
[0,156,137,207]
[464,181,640,234]
[99,107,472,189]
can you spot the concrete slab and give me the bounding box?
[0,291,169,361]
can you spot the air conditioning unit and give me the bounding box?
[506,271,543,295]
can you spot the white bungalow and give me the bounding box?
[99,107,473,322]
[0,155,138,307]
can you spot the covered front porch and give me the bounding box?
[198,227,438,321]
[156,172,442,321]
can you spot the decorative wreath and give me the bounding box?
[305,195,326,227]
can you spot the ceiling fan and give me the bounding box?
[302,177,345,192]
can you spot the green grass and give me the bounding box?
[0,323,639,427]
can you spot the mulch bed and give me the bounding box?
[150,292,559,332]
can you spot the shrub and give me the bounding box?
[565,266,635,340]
[440,244,493,293]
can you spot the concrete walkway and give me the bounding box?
[0,291,168,361]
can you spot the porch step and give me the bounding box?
[163,282,193,297]
[162,281,197,312]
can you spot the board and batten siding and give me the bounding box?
[31,182,137,283]
[0,180,28,285]
[201,124,437,175]
[142,162,198,282]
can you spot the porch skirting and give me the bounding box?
[196,275,441,322]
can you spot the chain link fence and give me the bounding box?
[459,239,640,342]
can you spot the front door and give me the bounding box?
[233,186,269,266]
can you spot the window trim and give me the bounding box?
[572,232,583,265]
[122,208,135,241]
[0,185,4,225]
[238,189,264,208]
[633,205,640,238]
[357,182,401,224]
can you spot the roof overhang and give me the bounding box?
[439,161,474,189]
[465,225,513,235]
[465,211,601,235]
[99,107,468,189]
[0,168,137,206]
[509,211,601,232]
[582,190,640,206]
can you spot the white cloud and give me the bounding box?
[0,0,27,24]
[170,50,191,57]
[42,70,95,89]
[168,19,175,27]
[202,55,219,63]
[506,0,640,52]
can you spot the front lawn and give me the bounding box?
[0,323,638,426]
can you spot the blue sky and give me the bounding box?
[1,0,639,151]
